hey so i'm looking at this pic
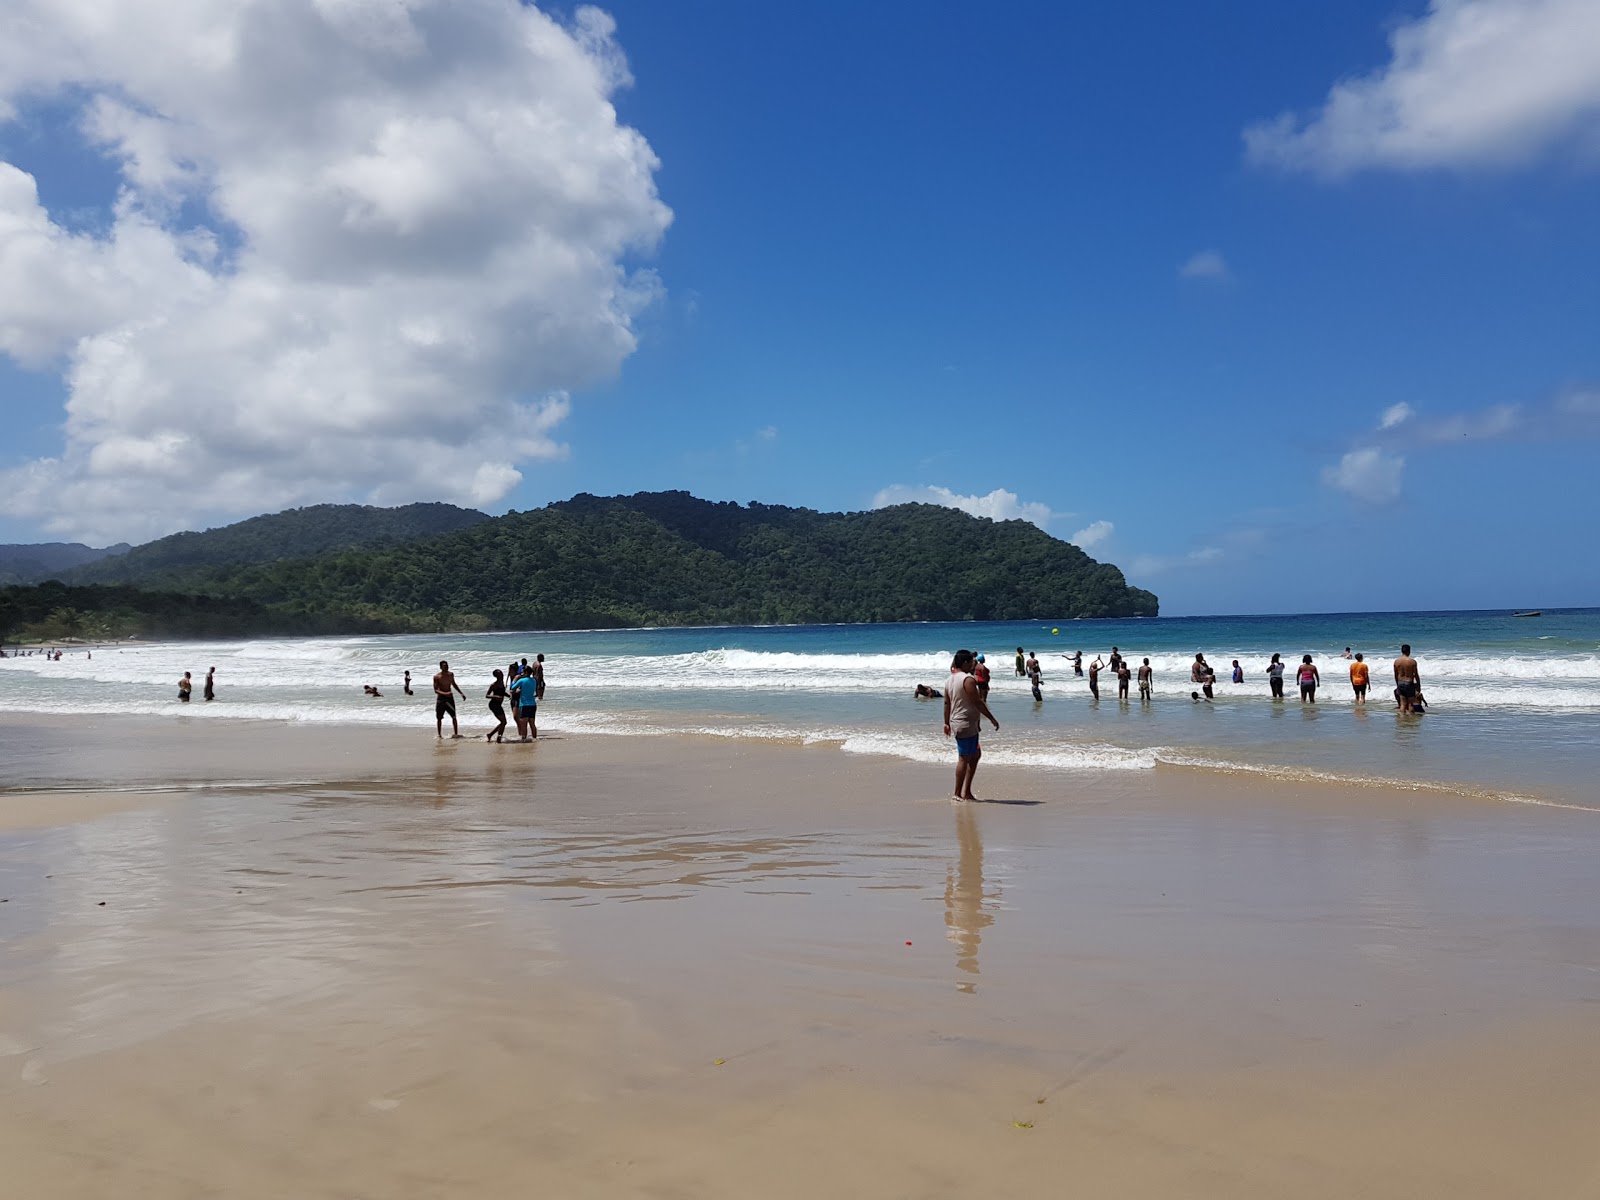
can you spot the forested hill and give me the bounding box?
[0,541,130,585]
[62,502,489,587]
[81,492,1154,630]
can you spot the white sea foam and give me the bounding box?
[6,637,1600,711]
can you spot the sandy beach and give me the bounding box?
[3,713,1598,1197]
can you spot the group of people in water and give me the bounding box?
[935,643,1428,801]
[922,644,1428,712]
[427,655,546,742]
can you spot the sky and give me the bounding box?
[1,0,1598,616]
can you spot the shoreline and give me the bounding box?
[2,706,1588,818]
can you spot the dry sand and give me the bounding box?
[2,713,1598,1197]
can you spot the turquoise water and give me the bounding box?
[4,609,1597,807]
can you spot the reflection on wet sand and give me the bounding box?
[944,804,997,993]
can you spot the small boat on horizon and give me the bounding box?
[1513,610,1542,618]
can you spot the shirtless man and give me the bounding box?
[1087,656,1102,700]
[433,659,467,738]
[1137,657,1152,701]
[1393,644,1422,714]
[1116,660,1131,700]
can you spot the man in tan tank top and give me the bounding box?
[943,649,1000,802]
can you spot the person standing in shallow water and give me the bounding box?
[1137,657,1152,701]
[203,667,215,701]
[1266,653,1286,700]
[485,670,508,743]
[1349,653,1369,704]
[1394,643,1422,713]
[404,670,413,696]
[1014,647,1026,678]
[1087,656,1102,700]
[1297,654,1320,703]
[943,650,999,802]
[178,672,192,702]
[433,660,466,739]
[1026,652,1043,701]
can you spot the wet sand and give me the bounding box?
[2,714,1598,1197]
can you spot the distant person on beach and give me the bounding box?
[510,667,539,740]
[1394,644,1422,713]
[974,654,992,699]
[1138,658,1152,700]
[943,650,999,802]
[1116,660,1131,700]
[178,672,192,702]
[1026,652,1044,701]
[1087,656,1102,700]
[1015,647,1026,677]
[433,660,466,739]
[1072,651,1083,677]
[364,685,383,697]
[1202,664,1215,700]
[1267,653,1286,700]
[915,684,941,699]
[1342,647,1353,659]
[1231,659,1243,684]
[486,669,509,742]
[404,670,413,696]
[1108,647,1123,673]
[1297,655,1320,703]
[204,667,215,701]
[534,654,546,700]
[1350,653,1369,704]
[1191,654,1208,686]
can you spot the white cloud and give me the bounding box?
[1178,250,1229,280]
[1379,402,1414,430]
[1070,520,1113,549]
[1246,0,1600,175]
[1323,447,1406,503]
[0,1,670,542]
[872,485,1057,529]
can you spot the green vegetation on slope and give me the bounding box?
[0,582,288,645]
[62,502,488,588]
[3,493,1157,638]
[0,542,130,585]
[127,492,1158,631]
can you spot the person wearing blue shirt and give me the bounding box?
[509,670,538,741]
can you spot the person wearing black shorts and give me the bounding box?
[432,660,466,739]
[485,669,508,742]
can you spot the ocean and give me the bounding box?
[3,609,1597,808]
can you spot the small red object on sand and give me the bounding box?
[906,941,913,946]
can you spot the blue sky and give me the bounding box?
[1,0,1598,615]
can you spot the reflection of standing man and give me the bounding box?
[1393,643,1422,713]
[943,650,999,802]
[944,803,994,994]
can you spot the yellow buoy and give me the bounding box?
[1051,628,1059,634]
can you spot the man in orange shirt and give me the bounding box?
[1349,652,1369,704]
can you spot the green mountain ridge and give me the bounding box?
[62,502,489,587]
[0,541,131,585]
[2,492,1156,641]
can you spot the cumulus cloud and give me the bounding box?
[1070,520,1114,549]
[1379,402,1414,430]
[1323,447,1406,503]
[1246,0,1600,175]
[1178,250,1229,281]
[872,485,1057,529]
[0,1,670,542]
